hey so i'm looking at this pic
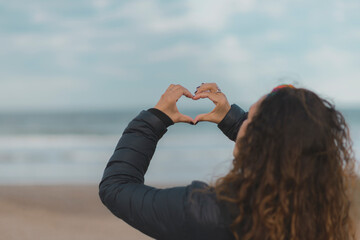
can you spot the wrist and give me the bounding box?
[148,108,174,127]
[216,103,231,124]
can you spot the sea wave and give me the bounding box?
[0,118,359,184]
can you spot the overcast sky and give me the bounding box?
[1,0,360,111]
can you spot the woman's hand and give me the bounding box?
[192,83,231,124]
[154,84,194,124]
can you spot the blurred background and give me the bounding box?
[0,0,360,185]
[0,1,359,239]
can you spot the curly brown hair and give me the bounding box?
[215,87,356,240]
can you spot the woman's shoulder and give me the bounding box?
[183,181,235,239]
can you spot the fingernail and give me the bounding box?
[196,86,200,89]
[189,122,194,125]
[201,83,204,85]
[195,121,198,125]
[194,90,197,94]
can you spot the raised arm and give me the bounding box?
[99,85,193,238]
[99,110,184,239]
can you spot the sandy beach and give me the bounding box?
[0,185,153,240]
[1,184,359,240]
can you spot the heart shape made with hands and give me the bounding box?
[177,88,230,124]
[154,83,230,124]
[175,95,215,123]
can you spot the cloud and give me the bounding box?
[0,0,360,111]
[332,0,360,22]
[213,36,251,63]
[146,35,252,79]
[148,43,202,62]
[0,75,85,110]
[92,0,112,9]
[260,30,288,42]
[306,46,356,70]
[115,0,287,34]
[302,46,360,105]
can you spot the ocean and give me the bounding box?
[0,109,359,185]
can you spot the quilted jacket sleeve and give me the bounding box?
[99,110,186,239]
[99,105,247,240]
[218,104,248,141]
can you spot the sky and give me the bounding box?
[1,0,360,112]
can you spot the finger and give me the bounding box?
[194,113,212,123]
[182,87,194,98]
[177,113,194,124]
[195,83,219,94]
[165,84,176,92]
[175,85,193,98]
[173,85,194,98]
[192,91,219,102]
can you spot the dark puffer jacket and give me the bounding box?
[99,104,247,240]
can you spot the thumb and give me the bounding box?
[194,113,212,124]
[177,113,194,124]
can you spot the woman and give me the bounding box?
[99,83,356,240]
